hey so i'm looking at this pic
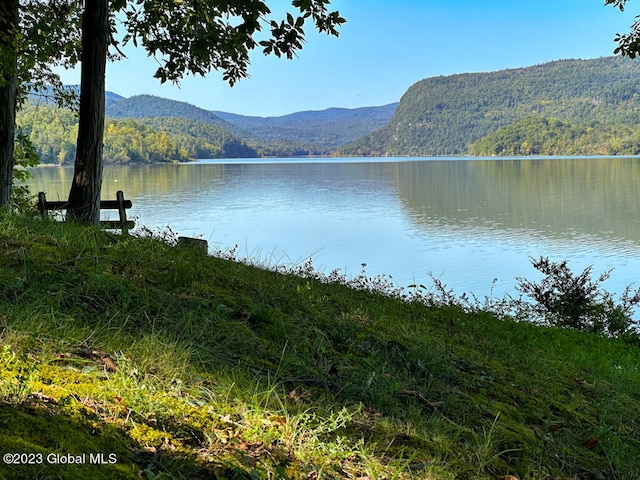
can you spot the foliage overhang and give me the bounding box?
[113,0,345,85]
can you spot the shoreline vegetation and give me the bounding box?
[20,57,640,164]
[1,212,640,479]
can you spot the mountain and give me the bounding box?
[342,56,640,156]
[214,104,398,150]
[28,56,640,159]
[106,93,397,154]
[105,91,127,104]
[103,94,259,159]
[106,94,237,131]
[28,85,125,106]
[22,91,395,162]
[20,97,257,165]
[22,91,397,163]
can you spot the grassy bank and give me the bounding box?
[0,212,639,479]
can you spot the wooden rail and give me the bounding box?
[37,190,134,232]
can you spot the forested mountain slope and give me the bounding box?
[106,94,397,154]
[214,103,398,150]
[106,94,243,133]
[18,102,256,164]
[342,56,640,156]
[20,93,395,162]
[470,116,640,156]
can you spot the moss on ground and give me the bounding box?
[0,213,639,479]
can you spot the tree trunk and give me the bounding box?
[67,0,109,225]
[0,0,19,208]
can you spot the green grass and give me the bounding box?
[0,211,639,479]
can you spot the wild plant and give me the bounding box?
[134,224,180,246]
[0,345,37,402]
[515,256,640,336]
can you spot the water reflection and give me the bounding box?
[391,158,640,243]
[26,157,640,298]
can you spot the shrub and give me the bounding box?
[516,257,640,337]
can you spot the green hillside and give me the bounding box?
[470,116,640,156]
[2,213,640,479]
[106,94,397,155]
[106,94,233,130]
[17,102,257,164]
[26,56,640,160]
[342,56,640,156]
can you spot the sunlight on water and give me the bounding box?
[27,157,640,301]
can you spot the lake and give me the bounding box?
[26,156,640,301]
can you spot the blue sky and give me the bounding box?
[58,0,640,117]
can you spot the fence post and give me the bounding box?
[116,190,128,233]
[37,192,47,218]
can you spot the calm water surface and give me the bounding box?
[27,157,640,300]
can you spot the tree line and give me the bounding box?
[470,116,640,156]
[18,102,258,164]
[19,101,349,162]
